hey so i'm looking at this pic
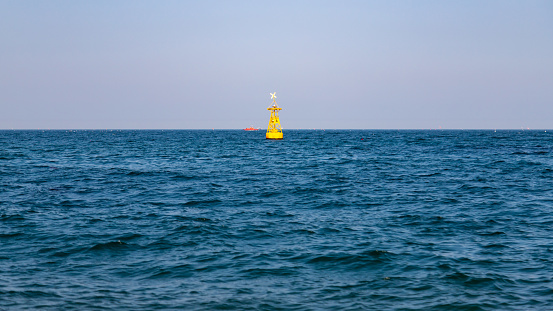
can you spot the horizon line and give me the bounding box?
[0,128,550,131]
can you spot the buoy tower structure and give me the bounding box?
[266,92,283,140]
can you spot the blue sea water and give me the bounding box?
[1,129,552,310]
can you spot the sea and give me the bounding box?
[1,129,552,310]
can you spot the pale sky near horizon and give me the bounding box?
[1,1,552,129]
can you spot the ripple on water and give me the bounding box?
[1,130,553,310]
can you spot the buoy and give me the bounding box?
[266,92,283,140]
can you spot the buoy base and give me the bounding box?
[266,132,283,140]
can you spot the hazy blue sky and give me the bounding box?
[1,1,552,129]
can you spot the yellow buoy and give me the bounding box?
[266,92,283,140]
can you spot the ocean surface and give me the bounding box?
[1,129,552,310]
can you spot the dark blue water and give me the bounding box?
[1,130,552,310]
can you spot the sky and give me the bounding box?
[1,0,552,129]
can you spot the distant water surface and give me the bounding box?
[1,130,552,310]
